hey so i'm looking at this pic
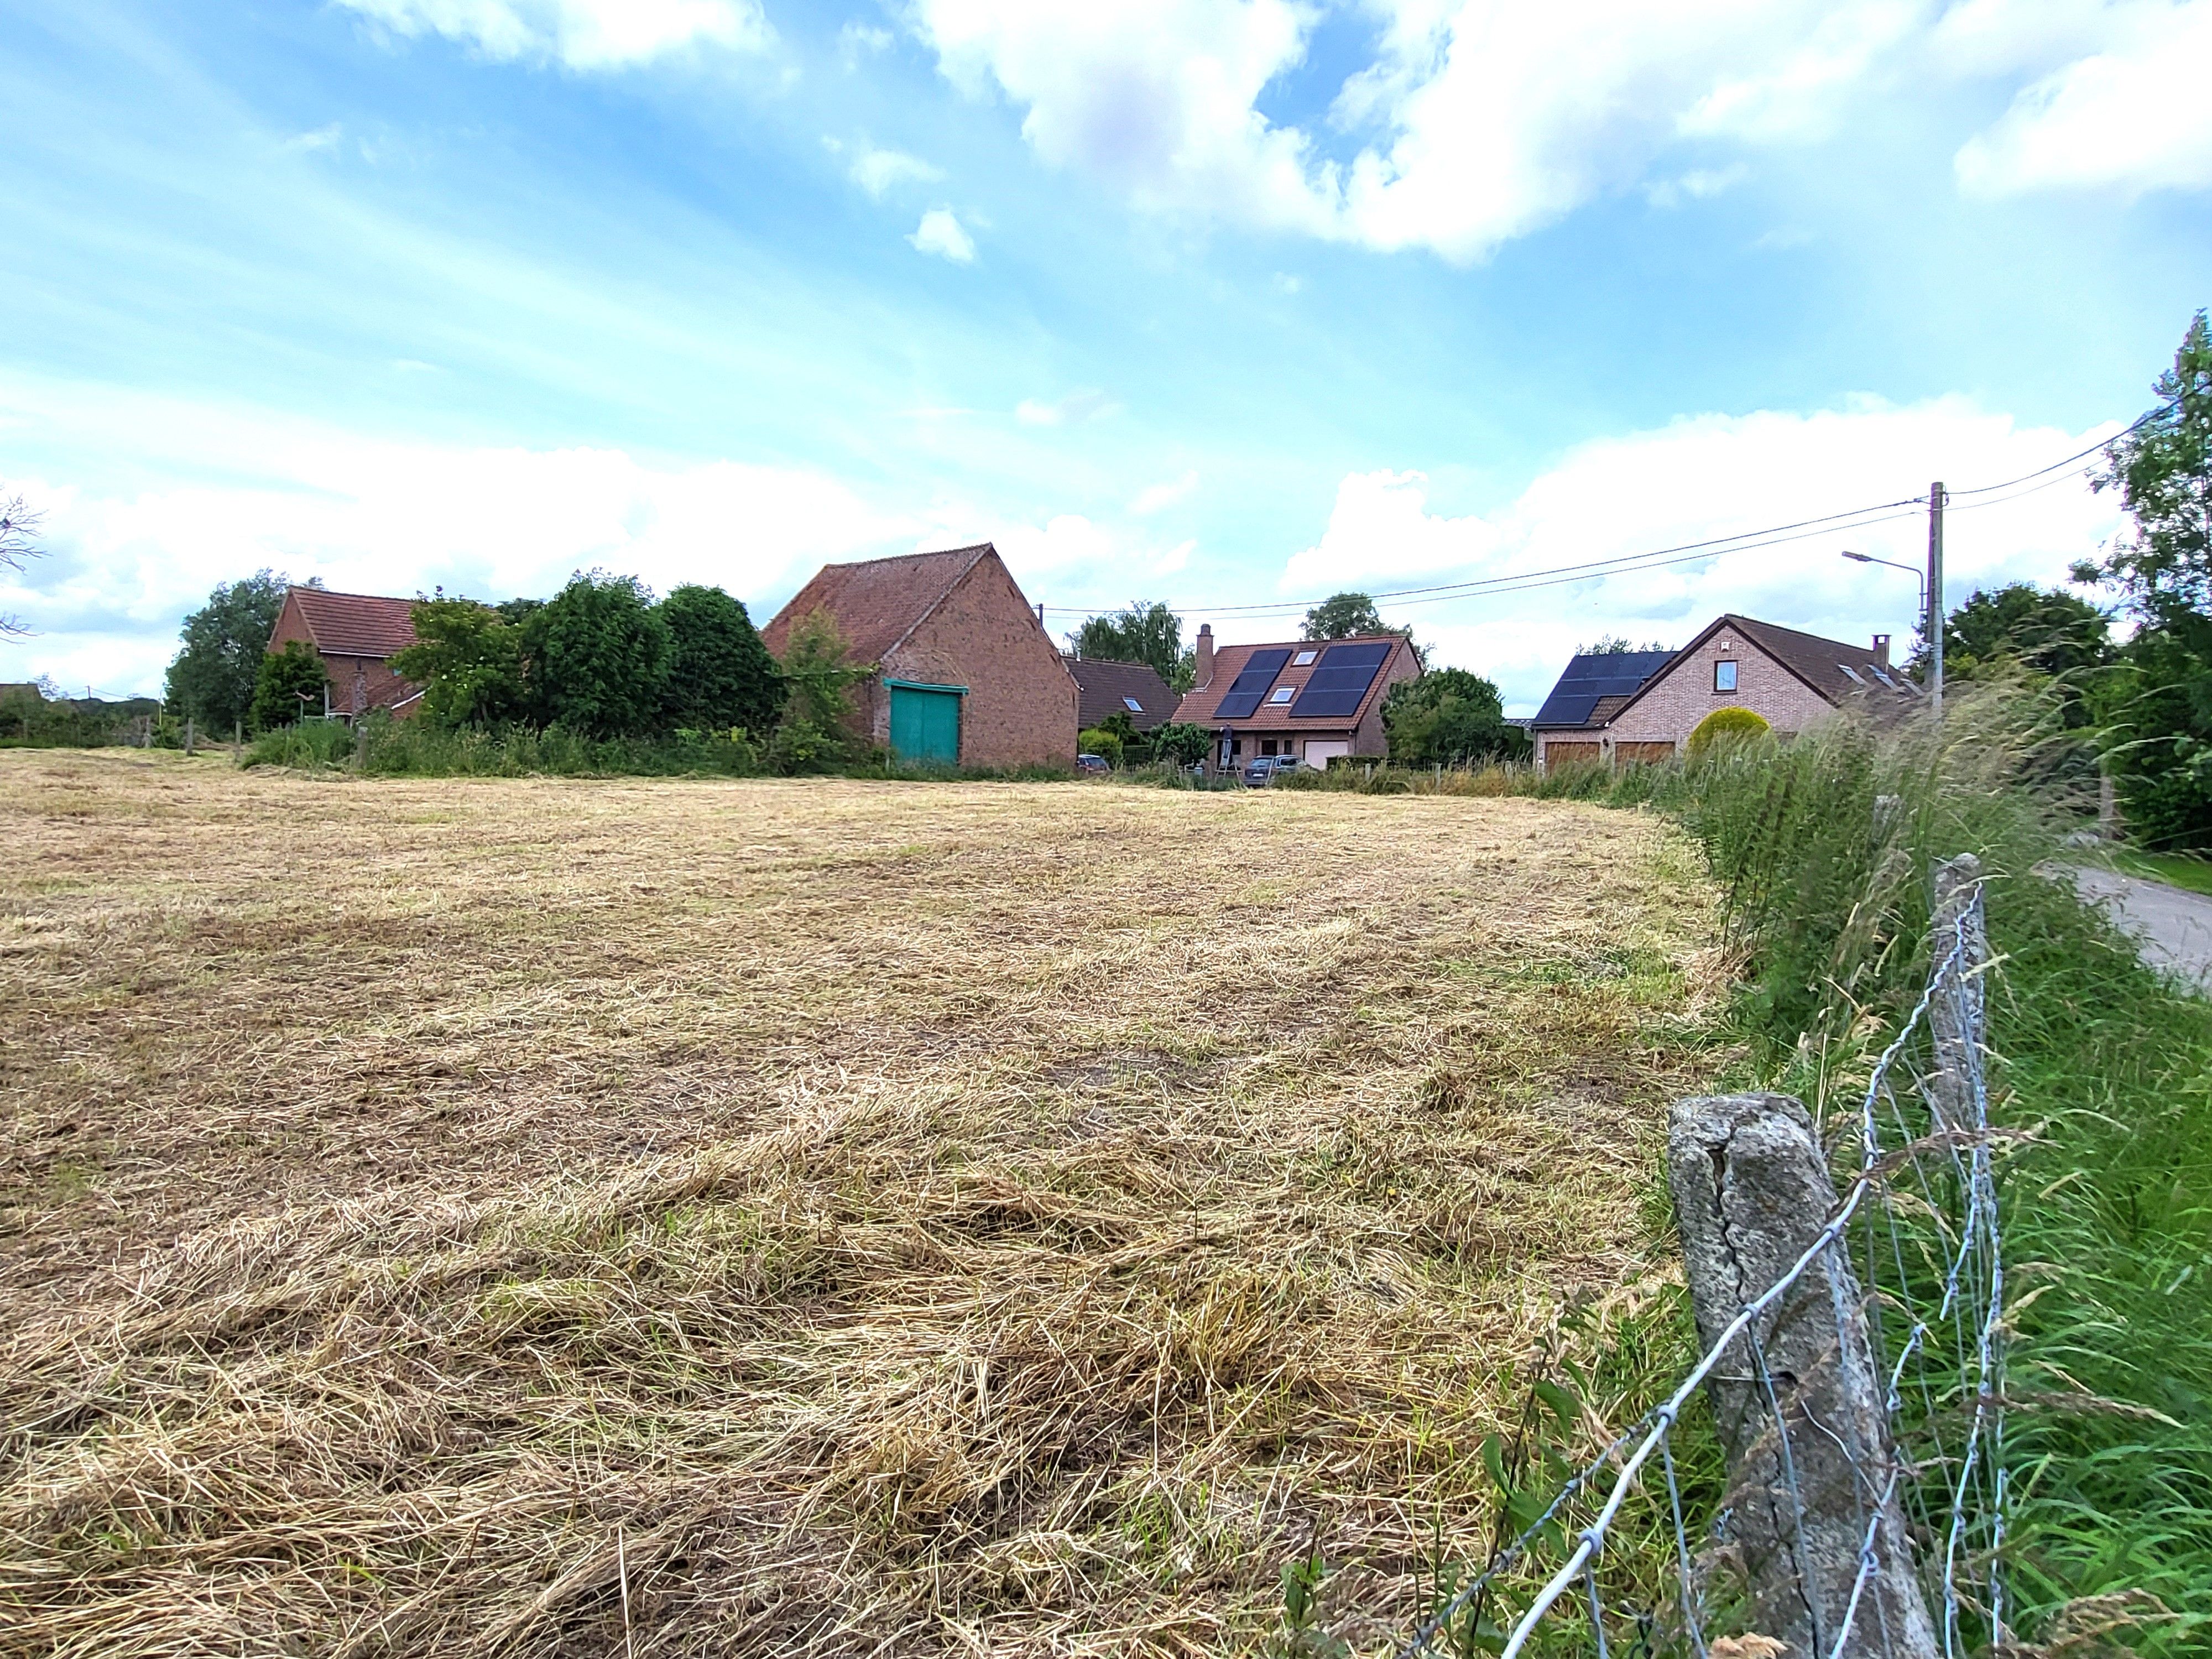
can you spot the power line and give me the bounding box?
[1043,495,1929,622]
[1945,395,2177,499]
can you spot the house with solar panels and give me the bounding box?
[1172,623,1423,775]
[1531,614,1913,769]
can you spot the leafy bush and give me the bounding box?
[531,573,674,738]
[1151,721,1212,768]
[1381,667,1525,766]
[770,608,864,773]
[1077,726,1124,766]
[389,594,530,728]
[242,719,356,769]
[1683,705,1769,761]
[250,641,330,732]
[659,584,780,736]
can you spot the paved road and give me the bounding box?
[2073,867,2212,990]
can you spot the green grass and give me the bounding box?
[1423,697,2212,1655]
[2114,847,2212,896]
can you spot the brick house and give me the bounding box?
[1173,623,1423,775]
[267,586,424,719]
[1065,656,1177,734]
[760,544,1078,768]
[1532,614,1914,769]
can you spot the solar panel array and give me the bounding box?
[1212,648,1293,719]
[1528,649,1675,727]
[1288,641,1392,718]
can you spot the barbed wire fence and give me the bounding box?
[1393,855,2003,1659]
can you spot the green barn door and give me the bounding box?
[888,683,962,764]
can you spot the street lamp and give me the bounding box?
[1840,553,1929,681]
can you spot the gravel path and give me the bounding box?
[2074,866,2212,991]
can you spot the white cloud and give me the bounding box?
[849,144,946,197]
[985,514,1194,599]
[1271,397,2122,713]
[910,0,2212,259]
[0,381,912,697]
[1953,0,2212,196]
[284,123,345,154]
[1644,163,1749,209]
[1129,469,1200,514]
[909,206,977,261]
[839,20,894,58]
[1014,388,1117,426]
[336,0,769,70]
[908,0,1928,261]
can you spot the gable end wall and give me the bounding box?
[883,555,1078,766]
[1604,630,1835,752]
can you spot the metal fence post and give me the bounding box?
[1668,1093,1939,1659]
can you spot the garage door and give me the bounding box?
[1303,739,1350,766]
[1615,742,1677,766]
[1545,740,1601,768]
[888,684,962,764]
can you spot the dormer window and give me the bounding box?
[1267,686,1295,704]
[1714,660,1739,692]
[1293,649,1318,666]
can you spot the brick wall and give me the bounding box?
[266,607,421,719]
[884,552,1078,767]
[1604,630,1835,755]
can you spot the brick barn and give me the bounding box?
[760,544,1078,768]
[1531,614,1914,769]
[267,586,424,719]
[1173,623,1423,775]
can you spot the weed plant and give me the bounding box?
[1402,692,2212,1655]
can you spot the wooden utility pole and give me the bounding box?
[1928,480,1946,718]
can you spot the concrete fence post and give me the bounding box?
[1668,1093,1939,1659]
[1929,854,1987,1134]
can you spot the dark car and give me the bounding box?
[1241,755,1300,786]
[1076,753,1110,775]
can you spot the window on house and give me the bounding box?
[1714,660,1738,692]
[1122,696,1144,712]
[1260,738,1279,756]
[1293,649,1319,666]
[1871,667,1897,688]
[1267,686,1295,704]
[1840,665,1865,684]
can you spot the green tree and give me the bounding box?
[2079,313,2212,848]
[388,594,530,728]
[1151,721,1211,768]
[658,584,781,734]
[2089,310,2212,620]
[1381,668,1522,766]
[1921,583,2112,729]
[1302,592,1387,640]
[531,572,673,738]
[1077,726,1125,766]
[251,640,330,731]
[165,572,295,734]
[1686,705,1771,761]
[770,608,865,772]
[1068,602,1185,687]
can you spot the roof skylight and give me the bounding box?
[1122,696,1144,712]
[1267,686,1295,704]
[1293,649,1318,666]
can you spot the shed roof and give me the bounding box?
[1065,657,1177,731]
[1530,650,1674,731]
[1172,633,1415,732]
[285,587,418,659]
[759,545,995,665]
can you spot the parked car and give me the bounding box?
[1076,753,1110,775]
[1241,755,1301,786]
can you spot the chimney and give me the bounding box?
[1872,633,1891,667]
[1194,623,1215,687]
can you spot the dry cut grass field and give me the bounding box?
[0,750,1723,1657]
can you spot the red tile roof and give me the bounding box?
[288,587,418,659]
[1173,633,1416,731]
[759,545,994,665]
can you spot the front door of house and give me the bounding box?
[888,684,962,764]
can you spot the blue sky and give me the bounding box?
[2,0,2207,713]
